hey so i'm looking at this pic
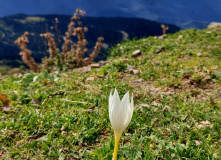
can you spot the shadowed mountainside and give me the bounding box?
[0,14,180,63]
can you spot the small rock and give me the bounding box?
[158,35,165,39]
[31,97,42,105]
[87,109,94,113]
[154,108,158,113]
[197,53,202,57]
[152,101,161,106]
[206,31,212,34]
[122,59,129,63]
[200,120,211,126]
[140,103,150,108]
[86,77,95,81]
[163,105,172,111]
[178,35,183,39]
[129,69,140,75]
[97,75,105,78]
[61,131,68,137]
[132,50,142,57]
[127,65,134,70]
[194,140,202,146]
[207,22,221,28]
[139,104,150,113]
[99,61,106,66]
[3,106,11,112]
[81,66,91,73]
[184,55,191,59]
[132,78,143,83]
[13,91,18,94]
[202,76,211,82]
[91,63,101,69]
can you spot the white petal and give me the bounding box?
[130,94,134,117]
[124,94,134,130]
[113,89,120,105]
[120,91,130,130]
[109,89,121,129]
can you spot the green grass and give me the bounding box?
[0,27,221,159]
[0,65,12,75]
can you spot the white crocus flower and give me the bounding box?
[109,89,134,160]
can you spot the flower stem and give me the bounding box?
[113,131,123,160]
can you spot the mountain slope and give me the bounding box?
[0,27,221,159]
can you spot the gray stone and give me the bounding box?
[127,65,134,70]
[197,53,202,57]
[207,22,221,28]
[99,61,106,66]
[184,55,191,59]
[86,77,95,81]
[178,35,183,39]
[132,50,142,57]
[87,109,94,113]
[132,78,143,83]
[129,69,140,75]
[81,66,91,73]
[90,63,101,69]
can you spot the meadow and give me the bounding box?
[0,26,221,159]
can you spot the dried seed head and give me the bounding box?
[83,39,87,43]
[84,48,88,52]
[84,27,88,32]
[82,12,86,16]
[98,37,104,42]
[76,9,81,13]
[14,32,39,72]
[55,18,58,23]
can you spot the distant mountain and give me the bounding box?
[0,14,180,62]
[0,0,221,29]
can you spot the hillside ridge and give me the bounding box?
[0,14,180,63]
[0,26,221,159]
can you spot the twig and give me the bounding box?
[61,99,93,105]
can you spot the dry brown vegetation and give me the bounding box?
[14,32,39,73]
[14,9,103,72]
[161,24,169,37]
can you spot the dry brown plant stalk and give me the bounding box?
[161,24,169,36]
[76,36,104,67]
[74,27,87,58]
[88,37,104,63]
[15,9,103,72]
[62,9,103,67]
[41,32,57,59]
[14,32,39,72]
[62,9,87,58]
[54,18,61,43]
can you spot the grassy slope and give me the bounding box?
[0,27,221,159]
